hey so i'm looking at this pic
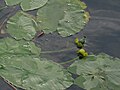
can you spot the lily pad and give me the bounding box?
[4,0,48,11]
[0,38,41,56]
[57,0,89,37]
[6,11,36,40]
[57,10,87,37]
[68,53,120,90]
[37,0,90,37]
[4,0,22,6]
[37,0,66,34]
[0,56,73,90]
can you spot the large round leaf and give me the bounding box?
[57,0,89,37]
[6,11,36,40]
[0,56,73,90]
[37,0,66,34]
[37,0,90,37]
[4,0,48,11]
[68,53,120,90]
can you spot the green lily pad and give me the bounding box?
[21,0,48,11]
[0,38,41,56]
[0,56,73,90]
[6,11,36,40]
[4,0,22,6]
[68,53,120,90]
[37,0,66,34]
[57,0,89,37]
[4,0,48,11]
[57,10,87,37]
[37,0,90,37]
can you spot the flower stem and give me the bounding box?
[60,57,79,65]
[41,47,76,54]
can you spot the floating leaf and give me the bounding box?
[57,10,88,37]
[0,38,41,56]
[57,0,89,37]
[37,0,90,37]
[37,0,66,34]
[5,0,48,11]
[104,60,120,86]
[74,75,85,89]
[6,11,36,40]
[68,53,120,90]
[4,0,22,6]
[0,56,73,90]
[20,0,48,11]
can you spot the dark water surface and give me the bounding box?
[0,0,120,90]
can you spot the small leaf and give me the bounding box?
[6,11,36,40]
[74,75,85,89]
[83,76,99,90]
[21,0,48,11]
[4,0,48,11]
[5,0,22,6]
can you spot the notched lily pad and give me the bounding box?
[68,53,120,90]
[37,0,90,37]
[6,11,37,40]
[0,57,73,90]
[57,10,87,37]
[0,38,41,56]
[37,0,66,34]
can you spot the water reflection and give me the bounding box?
[83,0,120,58]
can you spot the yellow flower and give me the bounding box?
[77,49,88,57]
[74,38,79,44]
[74,38,84,49]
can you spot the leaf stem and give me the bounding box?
[40,47,76,54]
[60,56,79,65]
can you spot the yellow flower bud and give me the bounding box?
[75,38,79,44]
[77,49,88,58]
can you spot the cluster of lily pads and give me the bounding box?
[5,0,89,40]
[0,0,120,90]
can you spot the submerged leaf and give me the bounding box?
[68,53,120,90]
[0,56,73,90]
[4,0,48,11]
[6,11,36,40]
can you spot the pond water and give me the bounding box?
[0,0,120,90]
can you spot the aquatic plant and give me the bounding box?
[0,0,119,90]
